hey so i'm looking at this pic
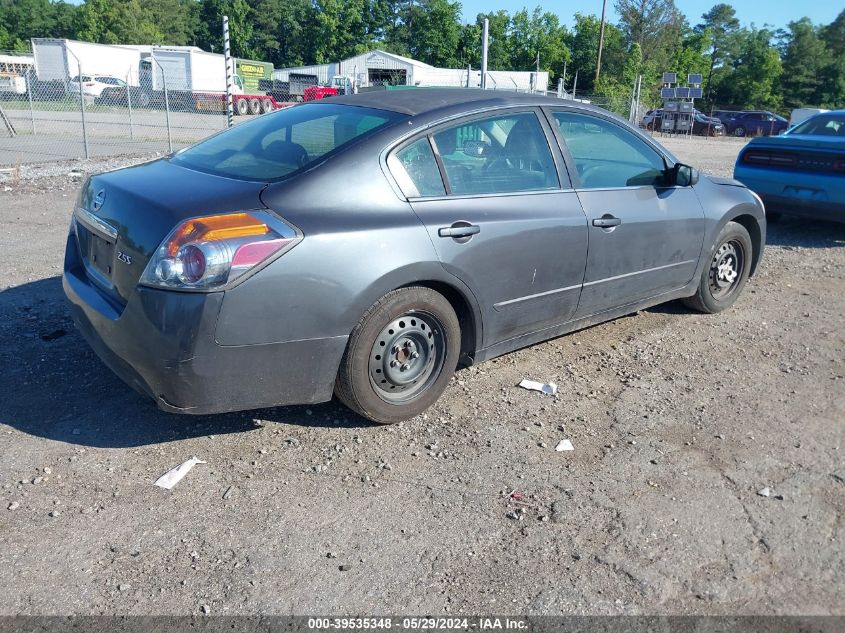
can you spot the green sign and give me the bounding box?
[236,59,272,94]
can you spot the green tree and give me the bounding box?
[195,0,255,58]
[779,17,828,108]
[250,0,315,66]
[312,0,373,63]
[405,0,461,67]
[695,3,741,105]
[819,9,845,106]
[567,12,625,94]
[0,0,79,50]
[74,0,162,45]
[718,28,781,109]
[615,0,684,70]
[509,7,570,82]
[472,10,513,70]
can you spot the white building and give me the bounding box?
[273,49,549,93]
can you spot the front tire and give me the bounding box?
[683,221,753,314]
[335,287,460,424]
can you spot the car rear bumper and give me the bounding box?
[758,194,845,223]
[734,168,845,223]
[63,242,347,415]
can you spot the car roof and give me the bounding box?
[326,88,606,117]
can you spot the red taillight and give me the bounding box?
[743,150,796,167]
[834,159,845,172]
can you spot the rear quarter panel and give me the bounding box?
[214,138,481,347]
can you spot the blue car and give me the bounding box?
[733,110,845,223]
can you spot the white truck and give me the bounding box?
[142,48,279,114]
[31,38,145,85]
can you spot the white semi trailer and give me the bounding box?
[31,38,146,84]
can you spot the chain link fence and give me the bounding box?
[1,46,613,168]
[0,49,239,166]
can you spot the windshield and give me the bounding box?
[789,114,845,137]
[170,103,404,181]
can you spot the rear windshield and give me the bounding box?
[789,114,845,137]
[170,103,404,181]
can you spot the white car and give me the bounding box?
[68,75,126,98]
[0,73,27,95]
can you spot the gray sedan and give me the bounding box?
[63,89,766,424]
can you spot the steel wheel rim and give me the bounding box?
[369,311,446,403]
[709,239,744,300]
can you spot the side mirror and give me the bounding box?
[462,139,490,158]
[672,163,699,186]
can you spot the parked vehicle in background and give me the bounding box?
[641,108,663,129]
[724,111,789,137]
[32,39,143,85]
[788,107,829,129]
[0,72,27,96]
[642,109,725,135]
[734,110,845,223]
[711,110,740,123]
[693,113,725,136]
[64,89,766,423]
[70,74,126,98]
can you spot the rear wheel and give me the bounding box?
[335,287,460,424]
[248,97,261,114]
[734,126,746,137]
[260,98,274,114]
[235,98,249,115]
[682,221,753,314]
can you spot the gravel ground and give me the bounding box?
[0,137,843,616]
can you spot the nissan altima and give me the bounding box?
[64,89,766,424]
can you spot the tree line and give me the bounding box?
[1,0,843,113]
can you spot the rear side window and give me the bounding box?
[171,103,404,181]
[394,138,445,197]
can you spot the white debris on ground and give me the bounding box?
[555,439,574,452]
[518,379,557,396]
[154,457,207,490]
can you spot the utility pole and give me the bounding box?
[596,0,607,82]
[481,18,489,89]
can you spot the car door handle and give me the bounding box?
[438,224,480,238]
[592,216,622,228]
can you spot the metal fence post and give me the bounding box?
[77,59,90,159]
[150,55,173,153]
[25,72,36,135]
[126,68,135,141]
[162,71,172,152]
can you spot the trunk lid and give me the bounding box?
[74,158,267,306]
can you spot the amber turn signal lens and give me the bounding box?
[166,213,270,256]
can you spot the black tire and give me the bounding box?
[235,98,249,115]
[335,287,461,424]
[682,221,753,314]
[260,98,274,114]
[734,126,746,137]
[248,97,261,115]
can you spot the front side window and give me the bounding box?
[431,112,559,195]
[553,111,667,189]
[171,103,403,181]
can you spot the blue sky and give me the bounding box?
[459,0,843,29]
